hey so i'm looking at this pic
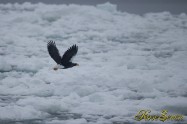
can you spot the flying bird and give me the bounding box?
[47,41,79,70]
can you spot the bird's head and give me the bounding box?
[74,63,79,67]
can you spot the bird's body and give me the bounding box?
[47,41,79,70]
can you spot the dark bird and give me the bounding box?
[47,41,79,70]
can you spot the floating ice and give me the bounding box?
[0,2,187,124]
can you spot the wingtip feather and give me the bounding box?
[47,40,56,46]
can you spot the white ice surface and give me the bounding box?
[0,2,187,124]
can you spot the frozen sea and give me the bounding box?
[0,2,187,124]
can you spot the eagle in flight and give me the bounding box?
[47,41,79,70]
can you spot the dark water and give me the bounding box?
[0,0,187,14]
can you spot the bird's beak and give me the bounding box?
[53,67,58,71]
[76,64,79,66]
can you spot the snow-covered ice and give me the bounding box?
[0,2,187,124]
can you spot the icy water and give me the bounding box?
[0,2,187,124]
[1,0,187,14]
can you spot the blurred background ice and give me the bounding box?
[0,0,187,14]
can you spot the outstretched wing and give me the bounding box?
[47,41,62,64]
[61,44,78,65]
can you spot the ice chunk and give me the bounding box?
[0,59,12,72]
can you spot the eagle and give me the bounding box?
[47,41,79,70]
